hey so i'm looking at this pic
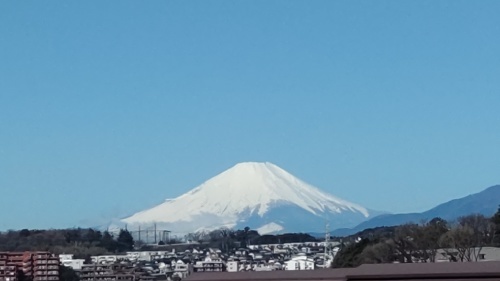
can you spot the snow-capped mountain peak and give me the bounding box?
[122,162,374,234]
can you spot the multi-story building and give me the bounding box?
[32,252,60,281]
[0,252,59,281]
[78,264,135,281]
[0,252,17,281]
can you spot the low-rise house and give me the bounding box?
[59,254,85,270]
[435,247,500,262]
[193,256,225,273]
[226,261,239,273]
[172,260,193,279]
[90,255,129,264]
[284,255,315,271]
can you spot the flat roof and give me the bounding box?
[347,261,500,280]
[186,268,353,281]
[186,261,500,281]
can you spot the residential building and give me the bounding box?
[0,252,59,281]
[0,253,17,281]
[59,255,85,270]
[284,255,315,270]
[32,252,60,281]
[185,261,500,281]
[78,264,134,281]
[226,262,238,273]
[193,257,224,273]
[172,260,192,279]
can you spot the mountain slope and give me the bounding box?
[121,162,379,234]
[332,185,500,236]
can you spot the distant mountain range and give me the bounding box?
[107,161,499,237]
[331,185,500,237]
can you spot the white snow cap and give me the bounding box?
[122,162,369,229]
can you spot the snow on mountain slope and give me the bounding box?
[257,222,284,235]
[122,162,373,233]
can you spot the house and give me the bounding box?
[193,256,225,273]
[435,247,500,262]
[172,260,193,279]
[184,262,500,281]
[90,255,128,264]
[59,254,85,270]
[284,255,315,270]
[226,261,238,272]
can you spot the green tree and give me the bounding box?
[332,238,372,268]
[19,229,31,238]
[100,231,118,252]
[85,229,102,245]
[360,241,394,264]
[491,206,500,246]
[59,265,79,281]
[117,229,134,251]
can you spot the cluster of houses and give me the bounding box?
[58,237,500,281]
[59,242,340,280]
[226,242,339,271]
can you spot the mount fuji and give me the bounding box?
[121,162,381,234]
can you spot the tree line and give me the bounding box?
[0,228,135,261]
[0,225,319,258]
[333,207,500,267]
[181,226,318,252]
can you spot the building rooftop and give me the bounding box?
[186,268,353,281]
[185,261,500,281]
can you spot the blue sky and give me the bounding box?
[1,1,499,230]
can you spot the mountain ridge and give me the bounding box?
[331,184,500,236]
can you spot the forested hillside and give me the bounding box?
[333,207,500,267]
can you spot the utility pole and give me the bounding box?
[154,223,157,244]
[325,221,330,259]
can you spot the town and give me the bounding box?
[3,240,500,281]
[4,214,500,281]
[65,240,338,278]
[1,240,338,281]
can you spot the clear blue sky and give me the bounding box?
[1,1,499,230]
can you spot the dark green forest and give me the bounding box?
[0,228,134,261]
[0,226,318,259]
